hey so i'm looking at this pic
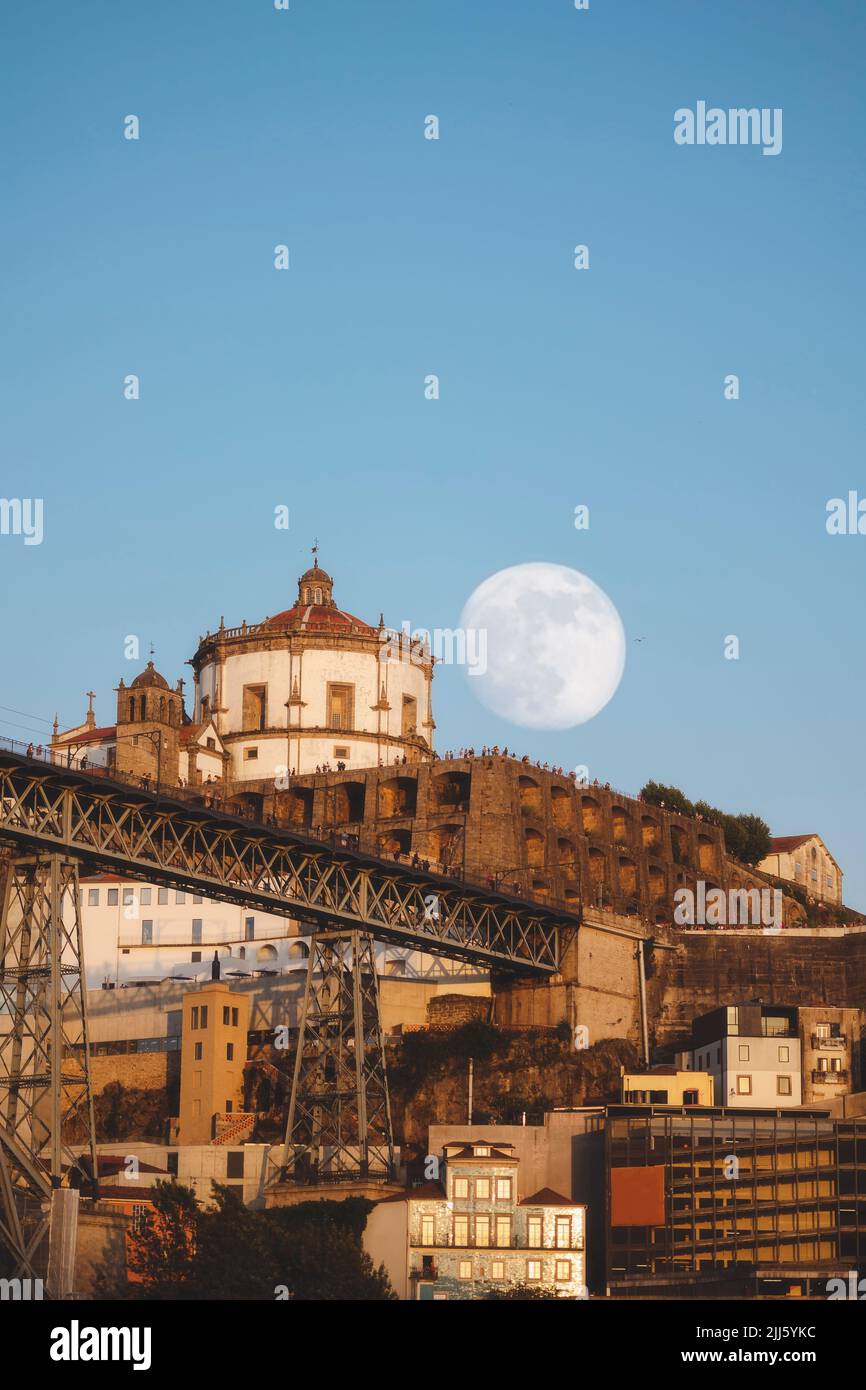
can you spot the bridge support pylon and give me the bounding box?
[281,930,394,1184]
[0,854,98,1282]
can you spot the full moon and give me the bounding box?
[460,562,626,730]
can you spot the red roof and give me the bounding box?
[55,725,116,746]
[769,835,820,854]
[519,1187,576,1207]
[96,1155,168,1176]
[264,602,376,636]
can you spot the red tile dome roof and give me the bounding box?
[263,603,376,635]
[262,557,378,635]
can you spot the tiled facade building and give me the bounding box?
[365,1140,586,1300]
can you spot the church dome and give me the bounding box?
[262,556,376,635]
[130,660,170,690]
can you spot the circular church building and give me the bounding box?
[189,558,434,782]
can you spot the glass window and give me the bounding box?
[87,888,99,906]
[421,1215,435,1245]
[474,1146,490,1157]
[490,1260,505,1279]
[495,1177,512,1201]
[777,1076,792,1095]
[107,888,118,906]
[737,1075,752,1094]
[191,951,201,963]
[527,1215,542,1247]
[193,895,202,904]
[201,1006,208,1028]
[194,1042,202,1060]
[192,919,202,945]
[453,1215,469,1246]
[475,1215,490,1247]
[475,1177,490,1200]
[158,889,168,905]
[231,1008,238,1027]
[226,1044,234,1061]
[122,888,134,906]
[191,1007,199,1029]
[245,918,255,941]
[779,1046,789,1063]
[458,1260,472,1280]
[495,1216,511,1247]
[453,1177,469,1199]
[738,1045,750,1062]
[176,891,185,905]
[141,920,153,945]
[526,1260,542,1281]
[555,1259,571,1282]
[140,888,151,905]
[223,1007,230,1025]
[556,1216,571,1248]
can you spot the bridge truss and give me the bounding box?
[0,752,575,1263]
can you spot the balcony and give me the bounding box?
[411,1237,584,1252]
[812,1069,848,1084]
[410,1263,438,1280]
[811,1035,846,1049]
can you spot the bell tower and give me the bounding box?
[115,661,183,787]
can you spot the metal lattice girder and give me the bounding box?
[0,753,569,972]
[283,931,394,1181]
[0,854,97,1277]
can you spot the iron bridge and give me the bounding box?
[0,752,574,974]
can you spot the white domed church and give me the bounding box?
[52,552,435,789]
[190,556,434,782]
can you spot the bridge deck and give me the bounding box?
[0,752,575,973]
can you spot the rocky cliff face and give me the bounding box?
[387,1028,639,1149]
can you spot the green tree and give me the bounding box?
[125,1183,394,1301]
[640,781,694,816]
[125,1180,198,1297]
[734,813,772,866]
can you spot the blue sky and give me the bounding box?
[1,1,864,905]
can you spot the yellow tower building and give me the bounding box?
[178,972,251,1146]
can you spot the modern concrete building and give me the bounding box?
[606,1104,866,1298]
[73,869,488,997]
[688,1004,802,1109]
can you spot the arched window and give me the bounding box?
[140,695,146,720]
[129,696,136,721]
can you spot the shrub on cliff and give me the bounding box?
[642,783,771,865]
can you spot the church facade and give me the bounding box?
[52,555,434,791]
